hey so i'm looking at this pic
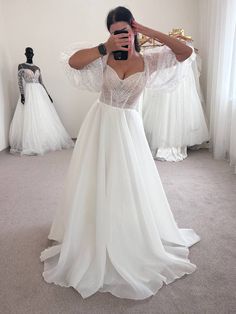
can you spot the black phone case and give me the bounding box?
[113,30,128,60]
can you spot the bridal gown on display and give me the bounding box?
[40,43,200,300]
[9,64,74,155]
[141,46,209,161]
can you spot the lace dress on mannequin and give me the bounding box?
[9,63,74,155]
[40,43,200,300]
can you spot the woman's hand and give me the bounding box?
[131,20,154,38]
[105,33,131,54]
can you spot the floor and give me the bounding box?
[0,148,235,314]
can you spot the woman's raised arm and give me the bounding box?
[132,21,193,62]
[69,47,101,70]
[69,33,130,69]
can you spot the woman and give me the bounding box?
[9,47,74,155]
[40,7,200,300]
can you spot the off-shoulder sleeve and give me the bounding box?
[144,45,195,91]
[60,42,105,92]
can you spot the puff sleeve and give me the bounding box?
[60,42,105,92]
[144,45,195,91]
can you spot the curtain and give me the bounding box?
[200,0,236,173]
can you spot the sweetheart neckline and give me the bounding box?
[25,68,40,75]
[106,56,146,81]
[107,64,144,81]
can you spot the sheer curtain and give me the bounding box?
[199,0,236,173]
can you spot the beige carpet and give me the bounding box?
[0,148,235,314]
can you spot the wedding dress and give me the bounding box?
[40,43,200,300]
[9,64,74,155]
[141,46,209,161]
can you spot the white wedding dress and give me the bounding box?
[141,46,209,161]
[9,65,74,155]
[40,43,200,300]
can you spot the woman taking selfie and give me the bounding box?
[40,6,200,300]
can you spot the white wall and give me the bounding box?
[1,0,199,141]
[0,1,14,151]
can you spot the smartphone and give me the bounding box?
[113,29,129,60]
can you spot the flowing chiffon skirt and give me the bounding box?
[40,100,200,299]
[9,83,74,155]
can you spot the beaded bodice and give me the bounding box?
[18,63,43,95]
[99,61,148,109]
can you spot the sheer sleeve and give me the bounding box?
[60,42,105,92]
[17,67,24,95]
[144,45,195,91]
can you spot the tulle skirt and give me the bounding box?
[141,68,209,161]
[9,83,74,155]
[40,100,200,300]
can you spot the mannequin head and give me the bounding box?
[25,47,34,62]
[106,6,140,53]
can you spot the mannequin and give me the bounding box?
[9,47,74,155]
[18,47,53,104]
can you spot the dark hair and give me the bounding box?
[106,6,140,52]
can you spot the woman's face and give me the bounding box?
[109,21,135,48]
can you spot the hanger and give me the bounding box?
[169,28,199,53]
[169,28,192,41]
[139,34,164,49]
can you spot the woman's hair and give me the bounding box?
[106,6,140,52]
